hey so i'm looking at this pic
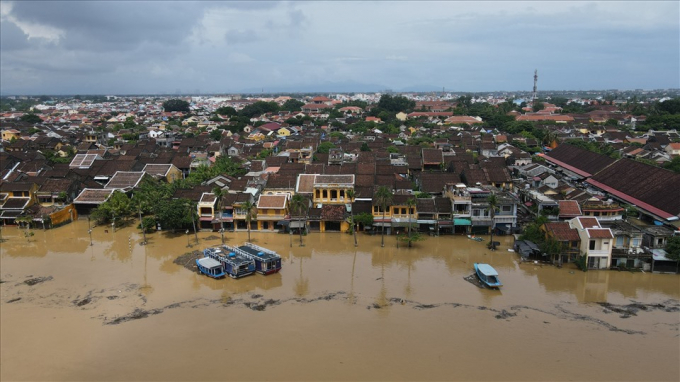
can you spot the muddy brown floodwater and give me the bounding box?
[1,220,679,381]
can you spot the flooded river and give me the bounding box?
[1,220,679,381]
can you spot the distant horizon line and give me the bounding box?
[2,88,679,98]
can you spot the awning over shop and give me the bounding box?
[652,249,671,261]
[497,224,512,233]
[453,218,471,226]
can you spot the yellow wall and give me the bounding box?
[166,167,183,183]
[313,187,353,205]
[277,128,291,137]
[1,130,21,141]
[50,204,78,226]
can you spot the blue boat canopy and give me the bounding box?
[197,257,222,269]
[477,264,499,276]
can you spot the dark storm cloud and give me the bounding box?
[0,1,678,94]
[7,1,207,51]
[0,15,30,51]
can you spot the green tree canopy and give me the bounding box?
[281,99,305,112]
[657,98,680,114]
[90,191,133,224]
[239,101,279,118]
[215,106,237,116]
[20,113,42,124]
[663,156,680,173]
[317,142,336,154]
[375,94,416,113]
[665,236,680,262]
[162,99,190,112]
[156,198,196,231]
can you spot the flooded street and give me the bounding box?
[1,220,679,381]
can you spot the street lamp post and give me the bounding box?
[186,229,190,247]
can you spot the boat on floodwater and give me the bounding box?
[204,246,255,279]
[234,243,282,275]
[474,263,502,288]
[467,235,484,242]
[196,257,226,279]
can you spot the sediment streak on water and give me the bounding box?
[1,220,679,381]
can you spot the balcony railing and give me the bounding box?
[494,216,516,224]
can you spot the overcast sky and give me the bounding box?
[1,1,678,95]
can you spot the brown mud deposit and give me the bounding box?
[2,220,680,381]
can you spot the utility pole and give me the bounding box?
[532,69,538,102]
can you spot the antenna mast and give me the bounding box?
[532,69,538,102]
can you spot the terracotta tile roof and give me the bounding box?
[516,114,574,122]
[419,172,461,193]
[296,174,316,193]
[38,178,74,193]
[355,175,375,187]
[257,194,287,209]
[1,197,30,209]
[586,158,680,219]
[104,171,145,189]
[142,164,172,177]
[444,116,483,124]
[321,205,346,221]
[315,174,354,185]
[544,144,616,177]
[545,222,580,242]
[576,217,600,229]
[415,198,436,213]
[0,181,34,192]
[558,200,582,217]
[422,148,443,165]
[265,174,297,189]
[74,188,115,204]
[200,193,217,204]
[587,228,613,239]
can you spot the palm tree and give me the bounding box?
[289,194,308,247]
[375,186,393,248]
[406,197,416,247]
[487,193,498,250]
[347,189,357,247]
[542,129,558,149]
[212,186,225,229]
[242,200,256,242]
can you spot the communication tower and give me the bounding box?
[532,70,538,102]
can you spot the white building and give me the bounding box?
[569,216,614,269]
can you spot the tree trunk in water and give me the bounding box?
[381,210,386,247]
[489,210,495,250]
[408,210,412,248]
[299,217,304,246]
[352,213,357,247]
